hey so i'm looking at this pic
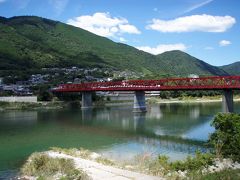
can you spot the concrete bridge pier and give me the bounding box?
[133,91,147,112]
[222,89,234,113]
[81,91,92,109]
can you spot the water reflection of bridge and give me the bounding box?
[63,105,212,153]
[81,104,214,137]
[0,111,38,126]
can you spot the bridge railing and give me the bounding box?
[52,76,240,92]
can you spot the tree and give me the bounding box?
[209,113,240,161]
[37,85,53,101]
[38,91,53,101]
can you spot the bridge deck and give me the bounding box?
[53,76,240,92]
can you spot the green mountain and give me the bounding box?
[0,16,229,77]
[156,50,227,76]
[220,62,240,75]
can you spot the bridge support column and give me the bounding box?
[133,91,147,112]
[81,91,92,109]
[222,89,234,113]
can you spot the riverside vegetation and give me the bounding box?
[20,113,240,179]
[0,101,66,110]
[21,152,90,180]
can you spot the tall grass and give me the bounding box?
[21,152,89,179]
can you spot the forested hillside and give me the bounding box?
[0,16,229,78]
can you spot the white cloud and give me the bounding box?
[119,24,140,34]
[146,14,236,33]
[136,43,187,55]
[184,0,214,14]
[0,0,6,3]
[119,37,127,42]
[67,12,141,38]
[219,40,231,46]
[49,0,69,16]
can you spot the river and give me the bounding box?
[0,102,239,178]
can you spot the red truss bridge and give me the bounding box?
[53,76,240,92]
[52,76,240,113]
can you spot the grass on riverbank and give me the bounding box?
[22,147,240,180]
[195,169,240,180]
[50,147,115,166]
[21,152,89,180]
[0,101,65,110]
[50,147,240,179]
[126,151,215,178]
[50,147,92,159]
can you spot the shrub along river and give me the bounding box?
[1,102,240,178]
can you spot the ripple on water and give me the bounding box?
[0,169,18,179]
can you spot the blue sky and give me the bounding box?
[0,0,239,66]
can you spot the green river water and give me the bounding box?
[1,102,239,178]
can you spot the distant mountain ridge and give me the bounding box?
[220,62,240,75]
[156,51,228,76]
[0,16,232,77]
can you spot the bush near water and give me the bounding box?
[21,152,89,180]
[209,113,240,161]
